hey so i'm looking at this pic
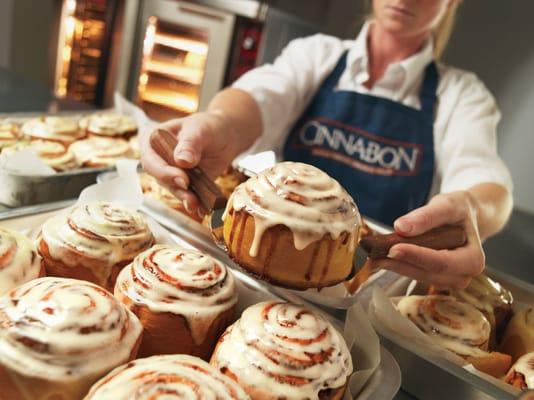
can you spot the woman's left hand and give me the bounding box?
[369,191,485,289]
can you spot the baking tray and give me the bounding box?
[0,204,402,400]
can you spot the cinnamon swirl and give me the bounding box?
[21,116,85,146]
[79,112,137,139]
[397,295,512,377]
[115,245,237,359]
[0,227,43,295]
[505,352,534,390]
[500,308,534,362]
[3,140,79,172]
[69,137,134,168]
[38,202,154,290]
[222,162,361,289]
[210,301,352,400]
[84,354,250,399]
[0,277,142,400]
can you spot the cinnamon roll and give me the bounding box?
[222,162,361,289]
[505,352,534,390]
[84,354,250,399]
[38,202,154,290]
[0,277,142,400]
[115,245,237,359]
[397,295,512,377]
[0,120,22,151]
[430,273,514,345]
[210,301,353,400]
[214,167,248,199]
[0,227,43,295]
[500,308,534,362]
[69,137,134,168]
[79,112,137,139]
[3,140,79,172]
[21,116,85,146]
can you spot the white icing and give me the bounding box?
[396,295,491,357]
[115,245,237,345]
[40,202,154,286]
[213,301,353,399]
[3,140,78,171]
[0,227,41,295]
[511,352,534,389]
[80,113,137,137]
[85,354,250,399]
[70,137,134,167]
[0,121,20,149]
[0,277,142,381]
[223,162,360,257]
[21,116,83,144]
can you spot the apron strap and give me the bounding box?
[419,61,439,115]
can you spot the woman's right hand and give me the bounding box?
[140,111,239,215]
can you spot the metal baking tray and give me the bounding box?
[0,203,402,400]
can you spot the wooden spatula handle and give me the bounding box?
[149,129,226,211]
[359,225,467,259]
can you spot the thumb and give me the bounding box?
[173,124,203,169]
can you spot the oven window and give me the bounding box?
[138,16,209,120]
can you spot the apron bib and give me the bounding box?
[283,52,438,226]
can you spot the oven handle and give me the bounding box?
[177,3,226,22]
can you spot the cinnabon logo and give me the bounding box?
[296,118,422,176]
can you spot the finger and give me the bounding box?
[141,146,190,189]
[161,185,202,215]
[173,123,203,169]
[394,195,465,236]
[377,258,472,289]
[388,242,485,278]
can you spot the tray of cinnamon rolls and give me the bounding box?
[0,111,141,207]
[0,191,401,399]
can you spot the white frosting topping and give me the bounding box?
[397,295,491,357]
[85,354,250,399]
[0,121,20,148]
[511,352,534,389]
[115,245,237,344]
[80,113,137,137]
[0,227,41,295]
[446,274,513,315]
[21,116,83,143]
[3,140,79,171]
[0,277,142,381]
[70,137,134,167]
[223,162,360,256]
[213,301,353,399]
[40,202,154,286]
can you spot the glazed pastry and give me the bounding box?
[84,354,249,399]
[500,307,534,362]
[0,120,22,151]
[223,162,361,289]
[397,295,512,377]
[214,167,248,199]
[70,137,134,168]
[79,112,137,139]
[21,116,84,145]
[38,202,154,290]
[505,352,534,390]
[211,301,353,400]
[0,227,43,295]
[3,140,79,172]
[0,277,142,400]
[115,245,237,359]
[430,273,514,345]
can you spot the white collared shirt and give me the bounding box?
[233,23,513,196]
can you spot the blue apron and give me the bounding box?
[283,52,438,226]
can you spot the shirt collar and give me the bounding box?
[346,21,435,91]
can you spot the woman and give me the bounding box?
[141,0,513,289]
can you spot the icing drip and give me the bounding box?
[40,202,154,286]
[0,277,142,380]
[397,295,491,357]
[21,116,83,144]
[80,113,137,137]
[85,354,250,399]
[3,140,79,171]
[116,245,237,344]
[213,301,353,399]
[0,227,41,295]
[223,162,360,256]
[509,352,534,389]
[70,137,134,167]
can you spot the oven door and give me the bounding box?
[131,0,235,121]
